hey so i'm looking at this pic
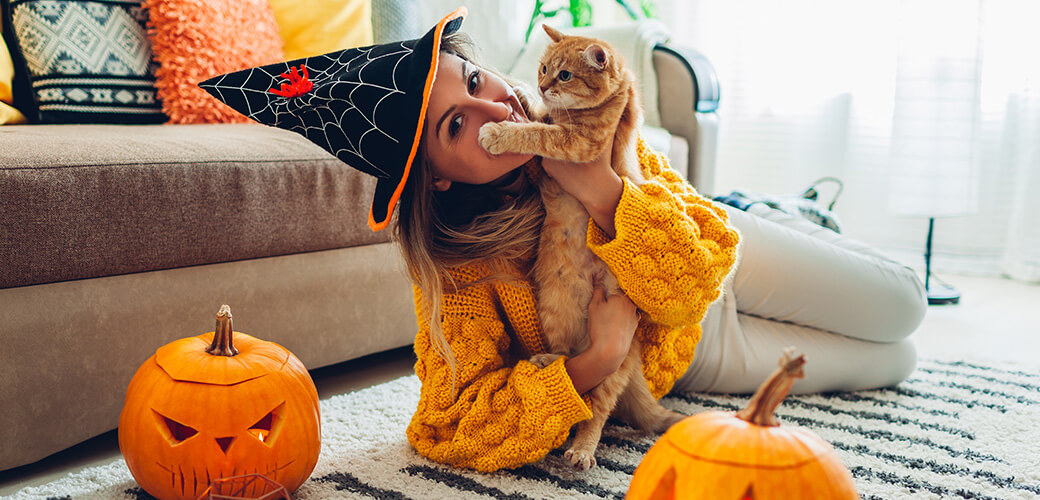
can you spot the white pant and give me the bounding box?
[673,204,928,395]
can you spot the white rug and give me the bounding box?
[6,358,1040,500]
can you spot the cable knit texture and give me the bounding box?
[407,138,740,472]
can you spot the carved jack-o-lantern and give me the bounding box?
[627,349,858,500]
[119,305,321,500]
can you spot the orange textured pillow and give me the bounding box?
[144,0,285,124]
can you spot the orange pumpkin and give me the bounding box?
[119,305,321,500]
[627,349,858,500]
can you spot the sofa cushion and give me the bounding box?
[0,123,389,289]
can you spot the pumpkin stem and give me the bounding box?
[205,304,239,357]
[735,347,805,427]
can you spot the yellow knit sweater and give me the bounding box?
[406,139,740,472]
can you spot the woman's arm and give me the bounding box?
[564,345,616,395]
[564,285,639,394]
[541,142,622,238]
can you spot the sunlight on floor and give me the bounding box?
[912,274,1040,369]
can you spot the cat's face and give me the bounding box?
[538,26,619,110]
[424,52,534,190]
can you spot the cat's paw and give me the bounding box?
[478,122,510,155]
[528,353,562,368]
[513,86,545,119]
[564,447,597,470]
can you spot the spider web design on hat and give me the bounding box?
[199,8,466,231]
[200,42,424,178]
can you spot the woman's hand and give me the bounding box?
[586,285,639,363]
[541,144,623,238]
[564,285,639,395]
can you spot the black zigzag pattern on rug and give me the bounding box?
[297,359,1038,500]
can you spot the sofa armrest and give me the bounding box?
[653,44,721,195]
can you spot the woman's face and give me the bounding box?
[424,52,533,191]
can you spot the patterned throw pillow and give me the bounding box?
[8,0,164,123]
[143,0,284,124]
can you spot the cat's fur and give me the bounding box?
[478,25,685,470]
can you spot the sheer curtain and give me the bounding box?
[650,0,1039,282]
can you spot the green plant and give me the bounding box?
[525,0,658,43]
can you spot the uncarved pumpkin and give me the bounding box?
[119,305,321,500]
[627,348,858,500]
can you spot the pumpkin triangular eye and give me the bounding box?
[248,402,284,444]
[251,412,273,432]
[153,410,198,443]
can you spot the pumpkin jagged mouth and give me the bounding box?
[154,459,296,497]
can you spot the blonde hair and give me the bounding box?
[393,32,544,394]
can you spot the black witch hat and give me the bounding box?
[199,7,467,231]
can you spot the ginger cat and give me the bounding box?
[478,25,685,470]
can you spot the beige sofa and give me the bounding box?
[0,11,720,472]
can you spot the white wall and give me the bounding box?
[417,1,536,73]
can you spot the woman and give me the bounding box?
[203,8,926,473]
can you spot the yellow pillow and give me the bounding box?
[1,17,27,124]
[269,0,373,60]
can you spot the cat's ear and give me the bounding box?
[543,24,565,43]
[582,44,609,70]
